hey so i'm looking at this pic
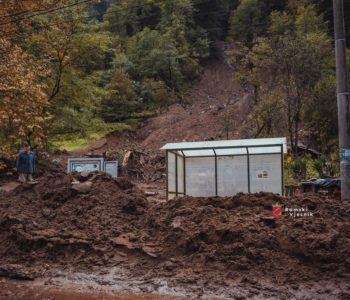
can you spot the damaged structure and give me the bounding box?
[161,138,287,199]
[67,157,118,178]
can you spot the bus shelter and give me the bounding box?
[161,137,287,199]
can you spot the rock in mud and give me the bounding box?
[72,181,92,194]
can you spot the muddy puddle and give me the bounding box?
[0,280,186,300]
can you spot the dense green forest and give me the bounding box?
[0,0,350,159]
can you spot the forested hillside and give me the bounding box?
[0,0,350,161]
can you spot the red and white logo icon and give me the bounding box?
[272,204,283,219]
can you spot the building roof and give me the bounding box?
[161,137,287,157]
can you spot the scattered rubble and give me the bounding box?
[121,150,165,181]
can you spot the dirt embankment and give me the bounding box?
[0,169,349,295]
[137,59,248,151]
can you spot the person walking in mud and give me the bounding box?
[16,142,37,184]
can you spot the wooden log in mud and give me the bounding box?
[0,267,34,281]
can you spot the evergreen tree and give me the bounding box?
[101,69,141,122]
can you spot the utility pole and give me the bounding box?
[333,0,350,200]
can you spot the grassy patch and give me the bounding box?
[50,121,131,151]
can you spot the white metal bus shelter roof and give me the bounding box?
[161,137,287,156]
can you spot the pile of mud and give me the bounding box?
[144,194,350,284]
[0,172,349,286]
[0,170,147,271]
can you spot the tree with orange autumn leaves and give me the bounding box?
[0,1,64,153]
[0,38,48,152]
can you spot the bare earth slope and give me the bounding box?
[137,58,246,150]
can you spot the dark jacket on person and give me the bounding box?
[16,150,35,174]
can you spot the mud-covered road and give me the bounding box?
[0,279,186,300]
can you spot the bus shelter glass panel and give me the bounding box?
[217,155,248,196]
[185,157,215,196]
[167,152,176,194]
[249,154,282,194]
[177,155,184,194]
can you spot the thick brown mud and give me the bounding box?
[1,169,350,298]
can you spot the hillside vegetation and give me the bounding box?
[0,0,349,160]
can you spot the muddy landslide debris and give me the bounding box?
[0,168,349,286]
